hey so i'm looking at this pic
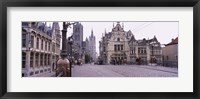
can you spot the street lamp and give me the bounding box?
[68,35,73,77]
[82,47,85,65]
[56,22,75,77]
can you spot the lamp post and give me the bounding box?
[56,22,74,77]
[82,47,85,65]
[68,35,73,76]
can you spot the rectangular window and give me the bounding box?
[44,54,46,66]
[121,45,123,50]
[114,45,117,51]
[48,42,51,51]
[36,37,39,49]
[48,55,50,65]
[138,48,140,53]
[22,52,26,68]
[118,45,120,51]
[30,52,33,68]
[40,54,43,66]
[22,34,26,47]
[35,53,38,67]
[45,41,47,51]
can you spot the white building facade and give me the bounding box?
[99,22,162,65]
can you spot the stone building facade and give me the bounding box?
[162,37,178,67]
[22,22,61,77]
[88,29,97,62]
[84,29,97,62]
[72,22,83,61]
[99,22,162,65]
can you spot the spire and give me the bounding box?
[44,22,47,32]
[122,22,124,28]
[105,28,107,33]
[113,23,114,27]
[153,35,157,41]
[35,22,39,28]
[91,28,94,37]
[44,22,47,26]
[86,37,88,41]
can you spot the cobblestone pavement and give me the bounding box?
[72,64,178,77]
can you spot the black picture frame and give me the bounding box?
[0,0,199,99]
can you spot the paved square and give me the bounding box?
[72,64,178,77]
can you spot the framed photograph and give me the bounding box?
[1,0,199,99]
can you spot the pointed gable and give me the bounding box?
[112,22,124,32]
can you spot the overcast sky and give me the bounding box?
[48,22,178,56]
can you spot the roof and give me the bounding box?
[128,35,136,42]
[165,37,178,46]
[112,22,124,32]
[137,39,147,46]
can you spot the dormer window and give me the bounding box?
[117,38,120,41]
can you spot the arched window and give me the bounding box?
[31,35,34,48]
[41,39,43,50]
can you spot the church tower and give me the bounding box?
[72,22,83,60]
[89,29,97,62]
